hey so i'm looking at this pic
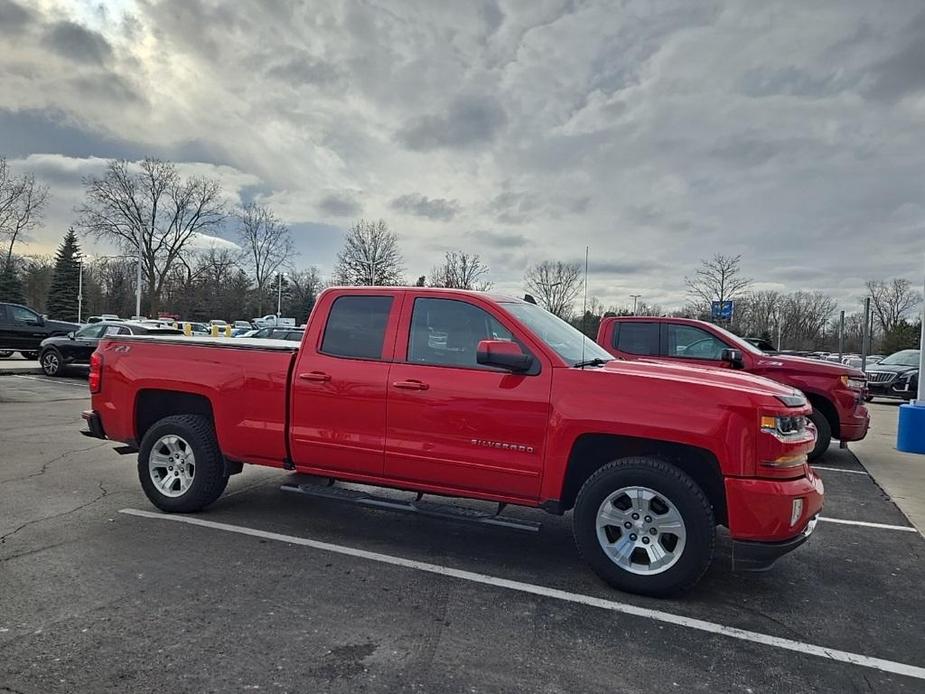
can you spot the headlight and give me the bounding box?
[901,370,918,382]
[761,414,810,439]
[840,375,866,391]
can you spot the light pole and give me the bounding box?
[135,226,143,319]
[630,294,642,315]
[77,255,84,323]
[277,272,285,317]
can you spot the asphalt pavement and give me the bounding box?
[1,372,923,693]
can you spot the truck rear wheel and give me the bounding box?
[573,457,715,597]
[807,409,831,461]
[138,414,229,513]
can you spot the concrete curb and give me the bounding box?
[0,366,43,375]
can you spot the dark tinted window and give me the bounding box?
[615,322,659,355]
[408,298,513,369]
[321,296,393,360]
[666,324,727,360]
[8,305,40,325]
[77,324,107,338]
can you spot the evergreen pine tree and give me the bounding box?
[0,262,25,304]
[45,229,82,321]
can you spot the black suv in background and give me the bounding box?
[0,303,80,360]
[865,349,920,402]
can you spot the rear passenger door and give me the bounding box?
[289,292,403,476]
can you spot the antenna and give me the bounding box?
[580,245,589,368]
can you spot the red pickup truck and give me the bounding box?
[596,316,870,460]
[83,288,822,597]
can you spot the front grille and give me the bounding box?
[866,371,896,385]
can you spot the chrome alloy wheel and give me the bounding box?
[149,435,196,497]
[41,351,60,375]
[595,486,687,575]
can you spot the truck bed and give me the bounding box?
[94,335,296,468]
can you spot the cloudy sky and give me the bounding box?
[1,0,923,310]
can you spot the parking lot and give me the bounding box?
[1,372,923,693]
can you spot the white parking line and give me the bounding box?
[812,465,869,476]
[119,507,925,681]
[11,374,88,388]
[818,516,918,532]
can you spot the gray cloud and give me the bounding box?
[265,53,343,87]
[42,20,112,65]
[0,0,32,34]
[390,193,460,221]
[465,229,529,249]
[396,95,507,151]
[318,191,362,218]
[864,13,925,102]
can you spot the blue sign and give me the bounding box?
[711,300,734,321]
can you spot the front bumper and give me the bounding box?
[81,409,106,439]
[867,381,916,400]
[732,515,818,571]
[725,470,824,542]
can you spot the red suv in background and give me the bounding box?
[597,316,869,460]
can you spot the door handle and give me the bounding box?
[298,371,331,382]
[393,379,429,391]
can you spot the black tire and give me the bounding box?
[0,350,12,359]
[40,348,65,376]
[20,351,39,360]
[807,409,831,462]
[573,457,715,598]
[138,414,229,513]
[863,395,873,403]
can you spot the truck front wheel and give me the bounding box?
[573,457,715,597]
[807,409,831,462]
[138,414,229,513]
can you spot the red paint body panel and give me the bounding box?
[90,288,825,547]
[596,316,870,442]
[725,470,824,541]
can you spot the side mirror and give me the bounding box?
[721,348,744,368]
[67,331,75,340]
[476,339,533,372]
[39,314,47,326]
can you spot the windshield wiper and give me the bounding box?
[573,358,609,368]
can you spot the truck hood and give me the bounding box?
[751,353,864,379]
[599,358,801,400]
[45,319,80,333]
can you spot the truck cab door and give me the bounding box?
[289,292,403,476]
[5,304,45,350]
[384,295,551,501]
[661,323,736,369]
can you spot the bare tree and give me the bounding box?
[237,202,293,312]
[685,254,752,315]
[75,158,226,313]
[333,219,404,286]
[0,156,49,270]
[866,278,922,334]
[524,260,582,319]
[429,250,492,290]
[284,266,324,322]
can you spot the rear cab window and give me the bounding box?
[320,295,394,360]
[614,322,660,356]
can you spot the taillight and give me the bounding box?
[89,351,103,394]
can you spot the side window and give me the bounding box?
[408,298,515,369]
[9,305,40,325]
[667,325,727,360]
[320,296,393,360]
[77,325,107,338]
[614,322,659,355]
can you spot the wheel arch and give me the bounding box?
[135,389,216,444]
[559,433,727,525]
[804,391,839,436]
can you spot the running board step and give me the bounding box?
[280,482,541,533]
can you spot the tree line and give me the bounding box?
[0,155,921,353]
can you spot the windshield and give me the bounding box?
[504,302,613,365]
[878,350,920,367]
